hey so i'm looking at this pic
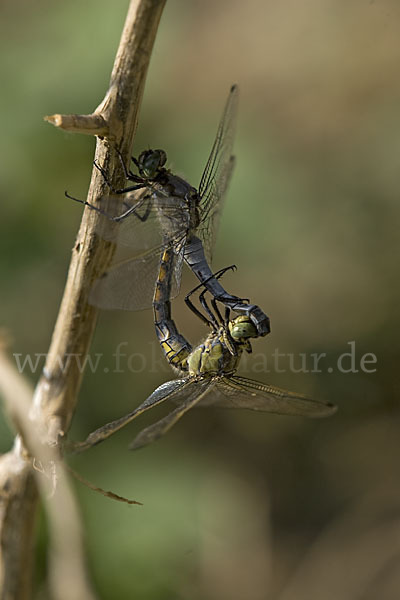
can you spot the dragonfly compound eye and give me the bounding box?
[229,317,257,340]
[139,149,167,177]
[153,149,167,167]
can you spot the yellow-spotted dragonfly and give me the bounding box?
[70,250,335,453]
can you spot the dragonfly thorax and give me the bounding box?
[187,331,238,377]
[187,316,257,377]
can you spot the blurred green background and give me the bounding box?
[1,0,400,598]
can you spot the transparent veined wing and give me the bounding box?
[197,85,239,262]
[94,190,162,251]
[129,379,215,450]
[89,235,186,311]
[69,378,193,453]
[92,190,191,252]
[197,155,235,264]
[202,375,337,417]
[86,182,192,310]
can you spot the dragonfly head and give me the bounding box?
[228,316,257,342]
[137,149,167,178]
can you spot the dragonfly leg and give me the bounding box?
[131,155,140,170]
[93,160,112,186]
[113,195,153,223]
[93,160,146,195]
[187,248,270,338]
[184,292,212,327]
[199,292,237,356]
[64,191,121,221]
[198,290,236,356]
[184,237,249,305]
[184,265,236,328]
[115,147,142,181]
[199,288,220,330]
[188,264,237,297]
[224,305,231,324]
[65,189,151,223]
[209,296,238,356]
[209,295,230,329]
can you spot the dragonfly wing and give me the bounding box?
[93,191,190,252]
[136,378,191,410]
[88,234,186,311]
[69,379,190,453]
[198,85,239,261]
[205,375,337,417]
[93,191,162,251]
[129,379,214,450]
[89,247,164,310]
[197,155,235,262]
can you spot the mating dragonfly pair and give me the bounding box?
[70,85,335,453]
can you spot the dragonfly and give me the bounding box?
[67,85,270,337]
[70,247,336,454]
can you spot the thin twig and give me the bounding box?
[35,0,166,444]
[0,340,96,600]
[65,465,143,506]
[39,0,166,453]
[0,0,166,596]
[43,113,109,137]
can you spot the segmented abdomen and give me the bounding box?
[153,246,192,372]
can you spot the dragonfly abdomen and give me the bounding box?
[153,246,192,372]
[183,236,236,299]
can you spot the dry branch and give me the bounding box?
[43,113,109,137]
[0,0,166,597]
[36,0,166,443]
[0,341,96,600]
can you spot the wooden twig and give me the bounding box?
[43,113,109,137]
[0,0,166,597]
[0,341,97,600]
[35,0,166,442]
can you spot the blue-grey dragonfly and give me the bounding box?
[67,85,270,337]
